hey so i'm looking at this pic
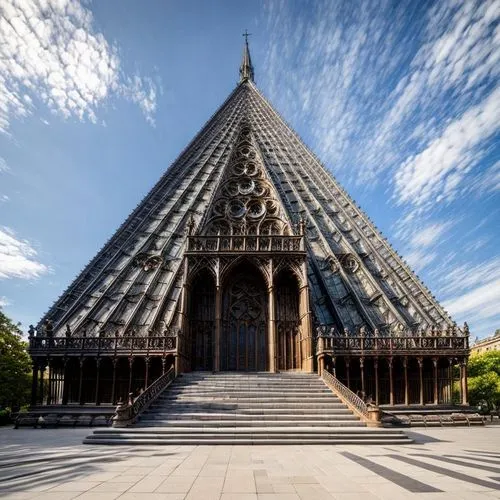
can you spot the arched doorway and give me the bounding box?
[275,270,300,370]
[221,262,268,371]
[189,269,216,371]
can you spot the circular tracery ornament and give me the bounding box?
[239,178,254,195]
[247,201,266,219]
[228,200,246,218]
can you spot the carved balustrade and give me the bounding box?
[186,234,304,253]
[112,366,176,427]
[316,331,469,357]
[28,335,177,357]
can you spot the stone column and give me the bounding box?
[268,282,277,373]
[46,359,53,405]
[95,358,101,406]
[62,358,69,405]
[360,357,365,395]
[299,260,314,372]
[177,256,190,374]
[39,362,46,405]
[128,357,134,395]
[403,357,409,405]
[374,358,379,406]
[388,357,394,406]
[432,357,438,405]
[214,281,221,372]
[78,357,84,405]
[111,358,118,404]
[31,359,38,406]
[448,357,454,404]
[460,358,469,405]
[144,357,150,388]
[417,357,424,405]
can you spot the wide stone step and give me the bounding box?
[84,427,412,445]
[138,419,362,427]
[150,402,348,410]
[147,408,353,416]
[142,413,357,421]
[168,388,332,394]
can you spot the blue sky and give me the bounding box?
[0,0,498,339]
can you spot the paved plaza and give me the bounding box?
[0,426,499,500]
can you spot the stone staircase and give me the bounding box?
[84,372,412,445]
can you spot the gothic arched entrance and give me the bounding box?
[189,269,216,371]
[220,262,268,371]
[276,270,301,370]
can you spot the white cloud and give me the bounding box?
[393,87,500,208]
[0,0,157,133]
[0,296,10,308]
[409,222,452,248]
[403,249,437,273]
[0,157,9,173]
[443,278,500,324]
[0,194,9,203]
[0,227,49,280]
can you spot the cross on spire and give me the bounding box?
[242,30,252,44]
[239,30,255,83]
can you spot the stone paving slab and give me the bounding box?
[0,427,499,499]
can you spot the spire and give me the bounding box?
[239,30,254,83]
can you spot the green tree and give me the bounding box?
[468,351,500,413]
[0,311,31,411]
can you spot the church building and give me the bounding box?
[28,38,470,412]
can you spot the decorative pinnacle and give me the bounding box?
[239,30,254,83]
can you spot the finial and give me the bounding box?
[239,30,255,83]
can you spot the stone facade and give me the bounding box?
[28,40,469,408]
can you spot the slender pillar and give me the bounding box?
[388,357,394,406]
[299,260,313,372]
[214,282,221,372]
[95,358,101,406]
[144,357,150,388]
[346,358,351,389]
[432,357,438,405]
[417,357,424,405]
[374,358,379,406]
[460,358,469,405]
[111,358,117,404]
[161,356,167,375]
[268,261,277,372]
[39,362,46,406]
[61,357,69,405]
[78,357,84,405]
[360,357,365,396]
[46,359,52,405]
[448,357,454,404]
[31,359,38,406]
[128,357,134,395]
[403,357,409,406]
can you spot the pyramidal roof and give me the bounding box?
[40,40,454,338]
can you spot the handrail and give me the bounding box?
[112,366,176,427]
[316,333,469,354]
[186,234,304,253]
[28,335,177,356]
[321,369,370,421]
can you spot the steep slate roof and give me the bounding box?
[39,43,454,338]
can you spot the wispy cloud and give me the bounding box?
[393,87,500,209]
[0,157,9,173]
[262,0,499,210]
[0,0,158,133]
[0,227,49,280]
[0,296,10,308]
